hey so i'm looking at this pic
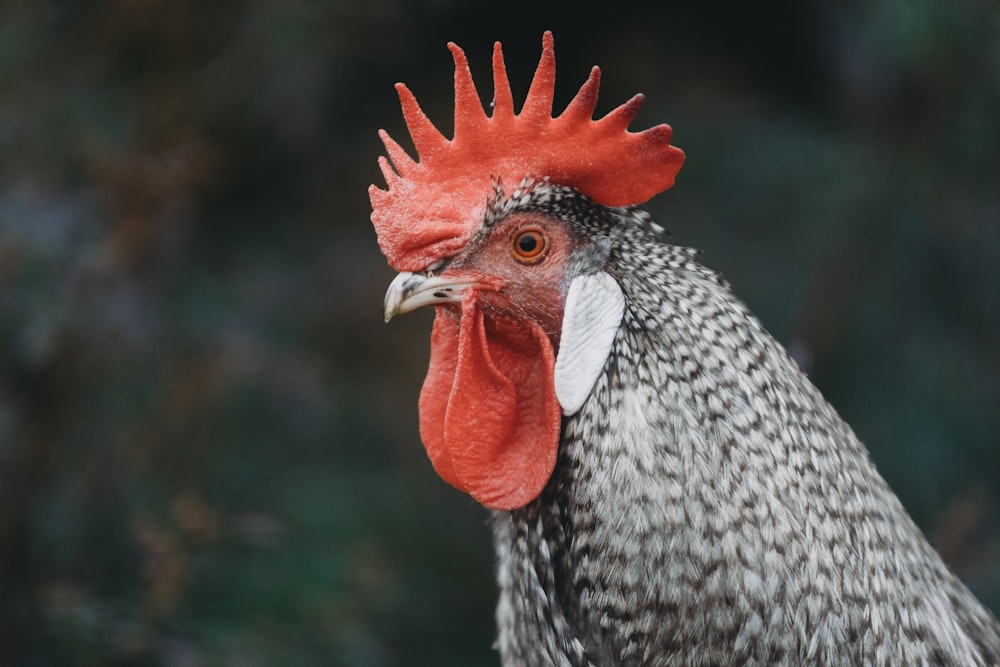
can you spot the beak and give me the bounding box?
[383,271,483,323]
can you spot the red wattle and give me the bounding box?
[417,296,561,510]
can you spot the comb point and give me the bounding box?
[491,41,514,117]
[396,83,447,158]
[522,31,556,120]
[560,65,601,121]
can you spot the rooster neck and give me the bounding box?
[489,245,1000,666]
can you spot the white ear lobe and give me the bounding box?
[554,272,625,416]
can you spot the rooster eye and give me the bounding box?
[512,228,549,264]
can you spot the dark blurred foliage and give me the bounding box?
[0,0,997,665]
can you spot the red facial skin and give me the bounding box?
[416,211,578,510]
[437,212,576,347]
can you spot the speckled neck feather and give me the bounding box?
[488,184,1000,666]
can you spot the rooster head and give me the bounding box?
[370,32,684,510]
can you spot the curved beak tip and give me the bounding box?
[382,270,480,322]
[383,271,415,323]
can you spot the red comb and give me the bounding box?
[369,31,685,271]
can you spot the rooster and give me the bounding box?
[370,32,1000,666]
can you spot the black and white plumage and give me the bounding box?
[468,182,1000,666]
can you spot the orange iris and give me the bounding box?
[512,228,548,263]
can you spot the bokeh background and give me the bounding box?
[1,1,998,665]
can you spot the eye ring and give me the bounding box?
[511,227,549,264]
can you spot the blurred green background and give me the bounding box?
[0,1,998,665]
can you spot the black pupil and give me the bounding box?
[518,234,538,254]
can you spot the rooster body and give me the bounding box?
[371,33,1000,666]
